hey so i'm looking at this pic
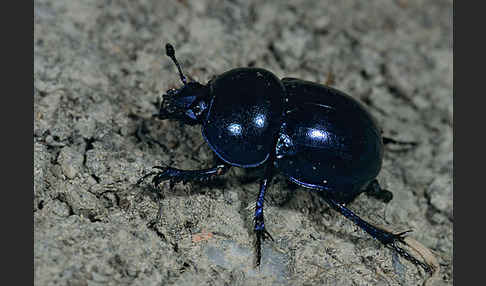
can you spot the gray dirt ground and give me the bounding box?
[34,1,453,285]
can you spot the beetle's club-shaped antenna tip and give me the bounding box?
[165,43,175,57]
[165,43,187,85]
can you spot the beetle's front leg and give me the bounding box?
[137,163,231,224]
[137,163,231,188]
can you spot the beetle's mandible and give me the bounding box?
[137,43,428,271]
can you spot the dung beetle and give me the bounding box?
[138,43,428,271]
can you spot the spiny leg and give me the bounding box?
[254,163,274,267]
[137,163,231,224]
[321,196,431,272]
[322,196,406,244]
[365,179,393,203]
[138,163,231,187]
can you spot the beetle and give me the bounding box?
[137,43,429,271]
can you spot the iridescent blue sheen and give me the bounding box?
[145,44,424,270]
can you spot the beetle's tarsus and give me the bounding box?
[255,227,273,267]
[388,240,433,273]
[393,229,413,242]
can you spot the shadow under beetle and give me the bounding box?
[137,43,429,271]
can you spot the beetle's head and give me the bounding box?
[158,82,210,125]
[156,44,210,125]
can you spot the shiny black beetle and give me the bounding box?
[138,43,426,269]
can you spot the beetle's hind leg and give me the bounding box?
[365,179,393,203]
[321,196,405,245]
[321,196,431,272]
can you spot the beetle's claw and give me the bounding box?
[136,166,183,188]
[255,230,263,267]
[393,229,413,242]
[136,171,159,186]
[150,167,182,187]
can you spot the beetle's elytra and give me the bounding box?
[137,43,429,271]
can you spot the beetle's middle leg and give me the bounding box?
[253,162,275,267]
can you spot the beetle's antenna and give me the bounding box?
[165,43,187,85]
